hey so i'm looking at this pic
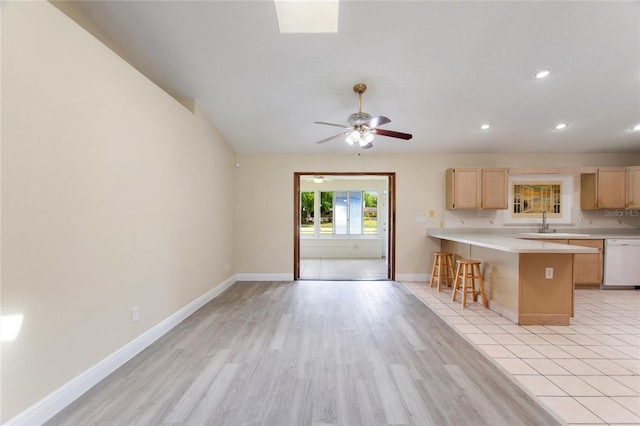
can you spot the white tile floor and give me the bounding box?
[401,281,640,426]
[299,258,388,280]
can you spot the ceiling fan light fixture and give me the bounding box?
[345,133,356,145]
[348,112,372,127]
[362,131,374,143]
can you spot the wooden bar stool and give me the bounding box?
[452,259,488,308]
[429,252,455,292]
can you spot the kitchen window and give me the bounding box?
[504,174,573,225]
[513,182,561,217]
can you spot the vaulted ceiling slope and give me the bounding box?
[59,1,640,154]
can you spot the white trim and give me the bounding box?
[395,273,430,282]
[235,273,294,281]
[5,276,238,426]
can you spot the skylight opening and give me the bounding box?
[274,0,339,33]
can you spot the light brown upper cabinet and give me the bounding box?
[482,168,509,209]
[445,167,508,210]
[628,166,640,209]
[446,168,480,209]
[580,167,640,210]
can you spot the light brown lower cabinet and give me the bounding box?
[529,238,603,289]
[569,239,603,287]
[443,239,575,325]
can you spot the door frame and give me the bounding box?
[293,172,396,280]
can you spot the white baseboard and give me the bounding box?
[235,273,294,281]
[5,275,238,426]
[235,273,427,283]
[395,273,429,282]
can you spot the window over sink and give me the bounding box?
[504,174,573,225]
[513,182,561,217]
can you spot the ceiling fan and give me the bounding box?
[314,83,413,149]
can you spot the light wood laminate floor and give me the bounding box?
[47,281,560,425]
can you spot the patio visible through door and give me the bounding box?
[294,172,396,281]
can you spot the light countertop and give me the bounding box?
[516,232,640,240]
[427,231,601,254]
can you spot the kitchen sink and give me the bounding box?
[520,232,591,237]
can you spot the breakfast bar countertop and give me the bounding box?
[427,230,600,254]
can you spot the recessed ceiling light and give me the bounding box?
[632,123,640,131]
[554,123,568,130]
[534,68,551,79]
[480,123,491,130]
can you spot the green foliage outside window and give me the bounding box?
[301,190,378,236]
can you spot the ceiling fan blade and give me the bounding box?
[364,115,391,129]
[373,128,413,140]
[314,121,349,129]
[316,132,348,144]
[362,142,374,149]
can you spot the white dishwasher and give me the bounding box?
[603,239,640,289]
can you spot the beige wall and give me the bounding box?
[235,152,640,278]
[1,2,236,421]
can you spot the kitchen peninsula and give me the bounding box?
[427,230,600,326]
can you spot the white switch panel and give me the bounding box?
[132,306,140,323]
[545,267,553,279]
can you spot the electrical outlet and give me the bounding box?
[545,267,553,279]
[132,306,139,323]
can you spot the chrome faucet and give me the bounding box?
[540,211,548,233]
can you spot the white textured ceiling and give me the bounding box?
[64,1,640,154]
